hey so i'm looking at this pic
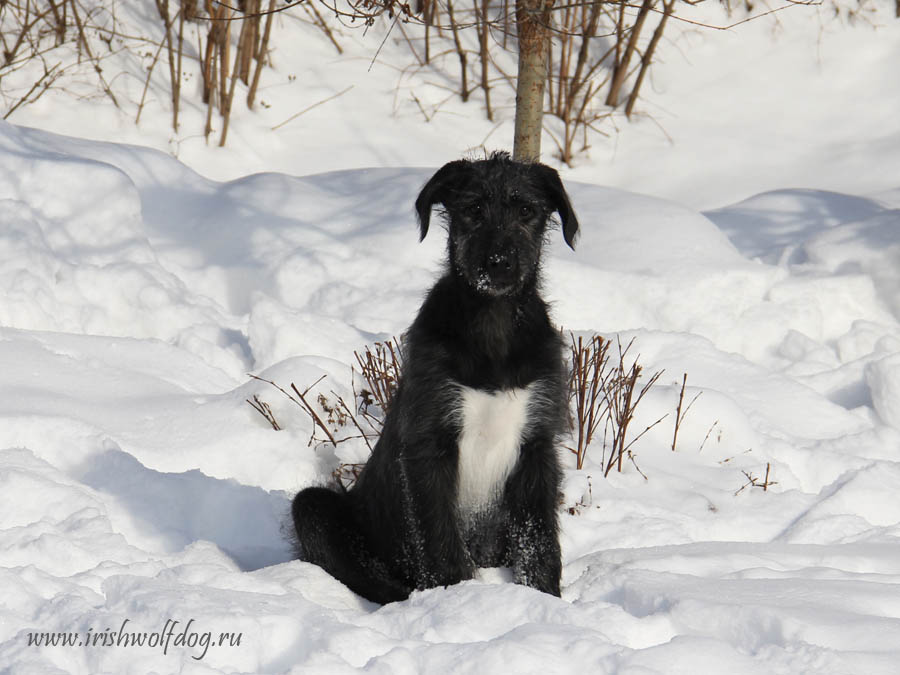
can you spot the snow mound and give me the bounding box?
[1,122,900,672]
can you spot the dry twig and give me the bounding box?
[734,462,778,495]
[567,333,612,470]
[671,372,702,452]
[603,337,666,476]
[246,394,281,430]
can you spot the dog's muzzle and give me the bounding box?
[473,251,520,296]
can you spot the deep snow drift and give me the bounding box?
[1,119,900,673]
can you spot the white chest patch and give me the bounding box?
[455,384,533,516]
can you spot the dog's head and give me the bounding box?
[415,152,579,297]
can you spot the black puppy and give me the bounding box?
[292,152,578,604]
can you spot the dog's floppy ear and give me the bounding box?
[535,164,579,250]
[415,160,470,241]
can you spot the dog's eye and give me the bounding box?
[519,204,534,218]
[465,204,483,219]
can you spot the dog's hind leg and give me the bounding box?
[291,487,411,604]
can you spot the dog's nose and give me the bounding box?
[482,252,518,293]
[488,253,513,272]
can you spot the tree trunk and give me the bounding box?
[248,0,276,109]
[625,0,675,118]
[605,0,654,108]
[447,0,469,102]
[477,0,493,121]
[513,0,553,161]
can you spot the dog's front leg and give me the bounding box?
[401,441,475,590]
[504,436,562,597]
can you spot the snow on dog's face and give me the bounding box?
[415,152,579,297]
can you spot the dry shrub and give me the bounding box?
[568,333,667,477]
[353,337,403,425]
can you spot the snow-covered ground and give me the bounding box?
[2,2,900,673]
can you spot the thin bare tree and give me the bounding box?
[513,0,554,160]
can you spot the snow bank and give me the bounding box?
[2,121,900,673]
[9,1,900,215]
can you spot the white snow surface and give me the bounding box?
[2,2,900,673]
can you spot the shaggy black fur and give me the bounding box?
[292,152,579,604]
